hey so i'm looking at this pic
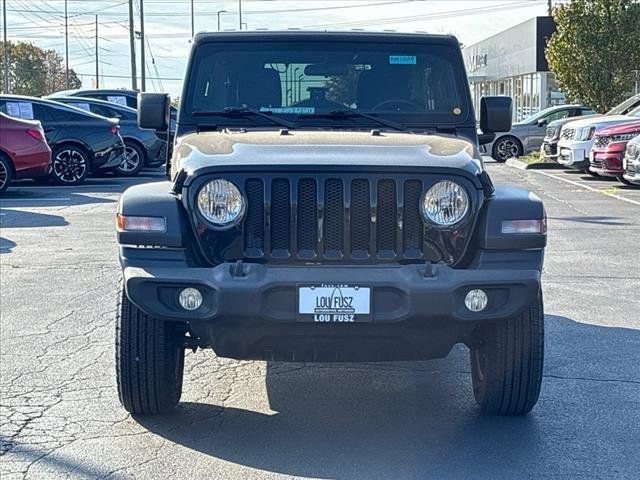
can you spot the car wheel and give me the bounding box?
[49,145,89,185]
[115,141,145,177]
[469,291,544,415]
[0,155,13,193]
[115,279,185,414]
[491,136,523,163]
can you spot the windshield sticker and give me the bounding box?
[389,55,417,65]
[260,106,315,114]
[6,101,34,119]
[107,95,128,107]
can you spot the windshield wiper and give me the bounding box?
[298,110,412,133]
[192,107,296,129]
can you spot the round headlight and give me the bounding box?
[197,179,245,227]
[422,180,469,227]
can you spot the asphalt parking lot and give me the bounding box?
[1,162,639,479]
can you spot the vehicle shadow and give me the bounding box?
[554,215,633,226]
[0,209,69,228]
[134,315,640,479]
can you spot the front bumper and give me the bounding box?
[623,155,640,185]
[589,151,624,176]
[540,140,559,161]
[123,261,541,361]
[557,140,592,169]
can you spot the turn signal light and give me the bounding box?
[116,214,166,232]
[501,219,546,234]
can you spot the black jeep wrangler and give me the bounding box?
[115,32,546,416]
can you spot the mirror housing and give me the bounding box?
[480,96,512,133]
[138,93,170,130]
[537,118,548,127]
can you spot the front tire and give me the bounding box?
[0,155,13,193]
[491,136,523,163]
[470,292,544,415]
[116,280,185,414]
[49,144,89,185]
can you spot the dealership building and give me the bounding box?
[463,17,562,122]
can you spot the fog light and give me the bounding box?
[465,289,488,312]
[179,288,202,311]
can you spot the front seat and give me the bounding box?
[356,67,411,110]
[238,68,282,109]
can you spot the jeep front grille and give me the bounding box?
[594,136,611,148]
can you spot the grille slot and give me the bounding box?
[244,179,264,253]
[403,180,423,257]
[376,180,397,256]
[297,178,317,256]
[270,179,291,256]
[324,179,345,257]
[350,179,370,257]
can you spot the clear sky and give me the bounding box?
[3,0,549,96]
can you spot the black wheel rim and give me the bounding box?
[53,149,87,183]
[120,147,140,173]
[0,161,8,190]
[496,139,519,161]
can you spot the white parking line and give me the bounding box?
[0,197,71,203]
[530,170,640,207]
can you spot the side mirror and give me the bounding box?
[480,96,512,133]
[537,118,548,127]
[138,93,169,130]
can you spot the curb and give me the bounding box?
[506,158,566,170]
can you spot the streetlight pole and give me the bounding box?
[217,10,227,32]
[64,0,69,88]
[238,0,242,30]
[2,0,9,93]
[140,0,146,92]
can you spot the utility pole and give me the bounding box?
[238,0,242,30]
[547,0,553,16]
[2,0,9,93]
[128,0,137,90]
[190,0,195,37]
[140,0,146,92]
[64,0,69,88]
[95,15,99,88]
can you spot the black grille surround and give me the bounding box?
[187,171,483,267]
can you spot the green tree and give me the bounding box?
[546,0,640,113]
[1,41,81,96]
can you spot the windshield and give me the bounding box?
[608,95,640,115]
[183,41,470,127]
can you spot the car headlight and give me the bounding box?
[421,180,470,227]
[197,179,245,228]
[627,143,640,161]
[576,126,596,141]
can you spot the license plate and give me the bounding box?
[298,285,371,322]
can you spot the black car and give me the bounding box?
[115,31,547,417]
[50,96,166,175]
[0,95,125,185]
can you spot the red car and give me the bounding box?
[589,120,640,184]
[0,112,52,192]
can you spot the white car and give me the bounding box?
[557,106,640,172]
[623,133,640,185]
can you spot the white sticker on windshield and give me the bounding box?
[389,55,417,65]
[6,101,34,119]
[260,107,315,114]
[107,95,128,107]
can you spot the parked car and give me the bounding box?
[50,96,167,175]
[622,134,640,186]
[557,105,640,172]
[589,121,640,184]
[485,104,594,162]
[541,94,640,162]
[0,95,125,185]
[0,112,51,192]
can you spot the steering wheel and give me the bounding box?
[372,99,421,112]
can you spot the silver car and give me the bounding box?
[486,104,595,162]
